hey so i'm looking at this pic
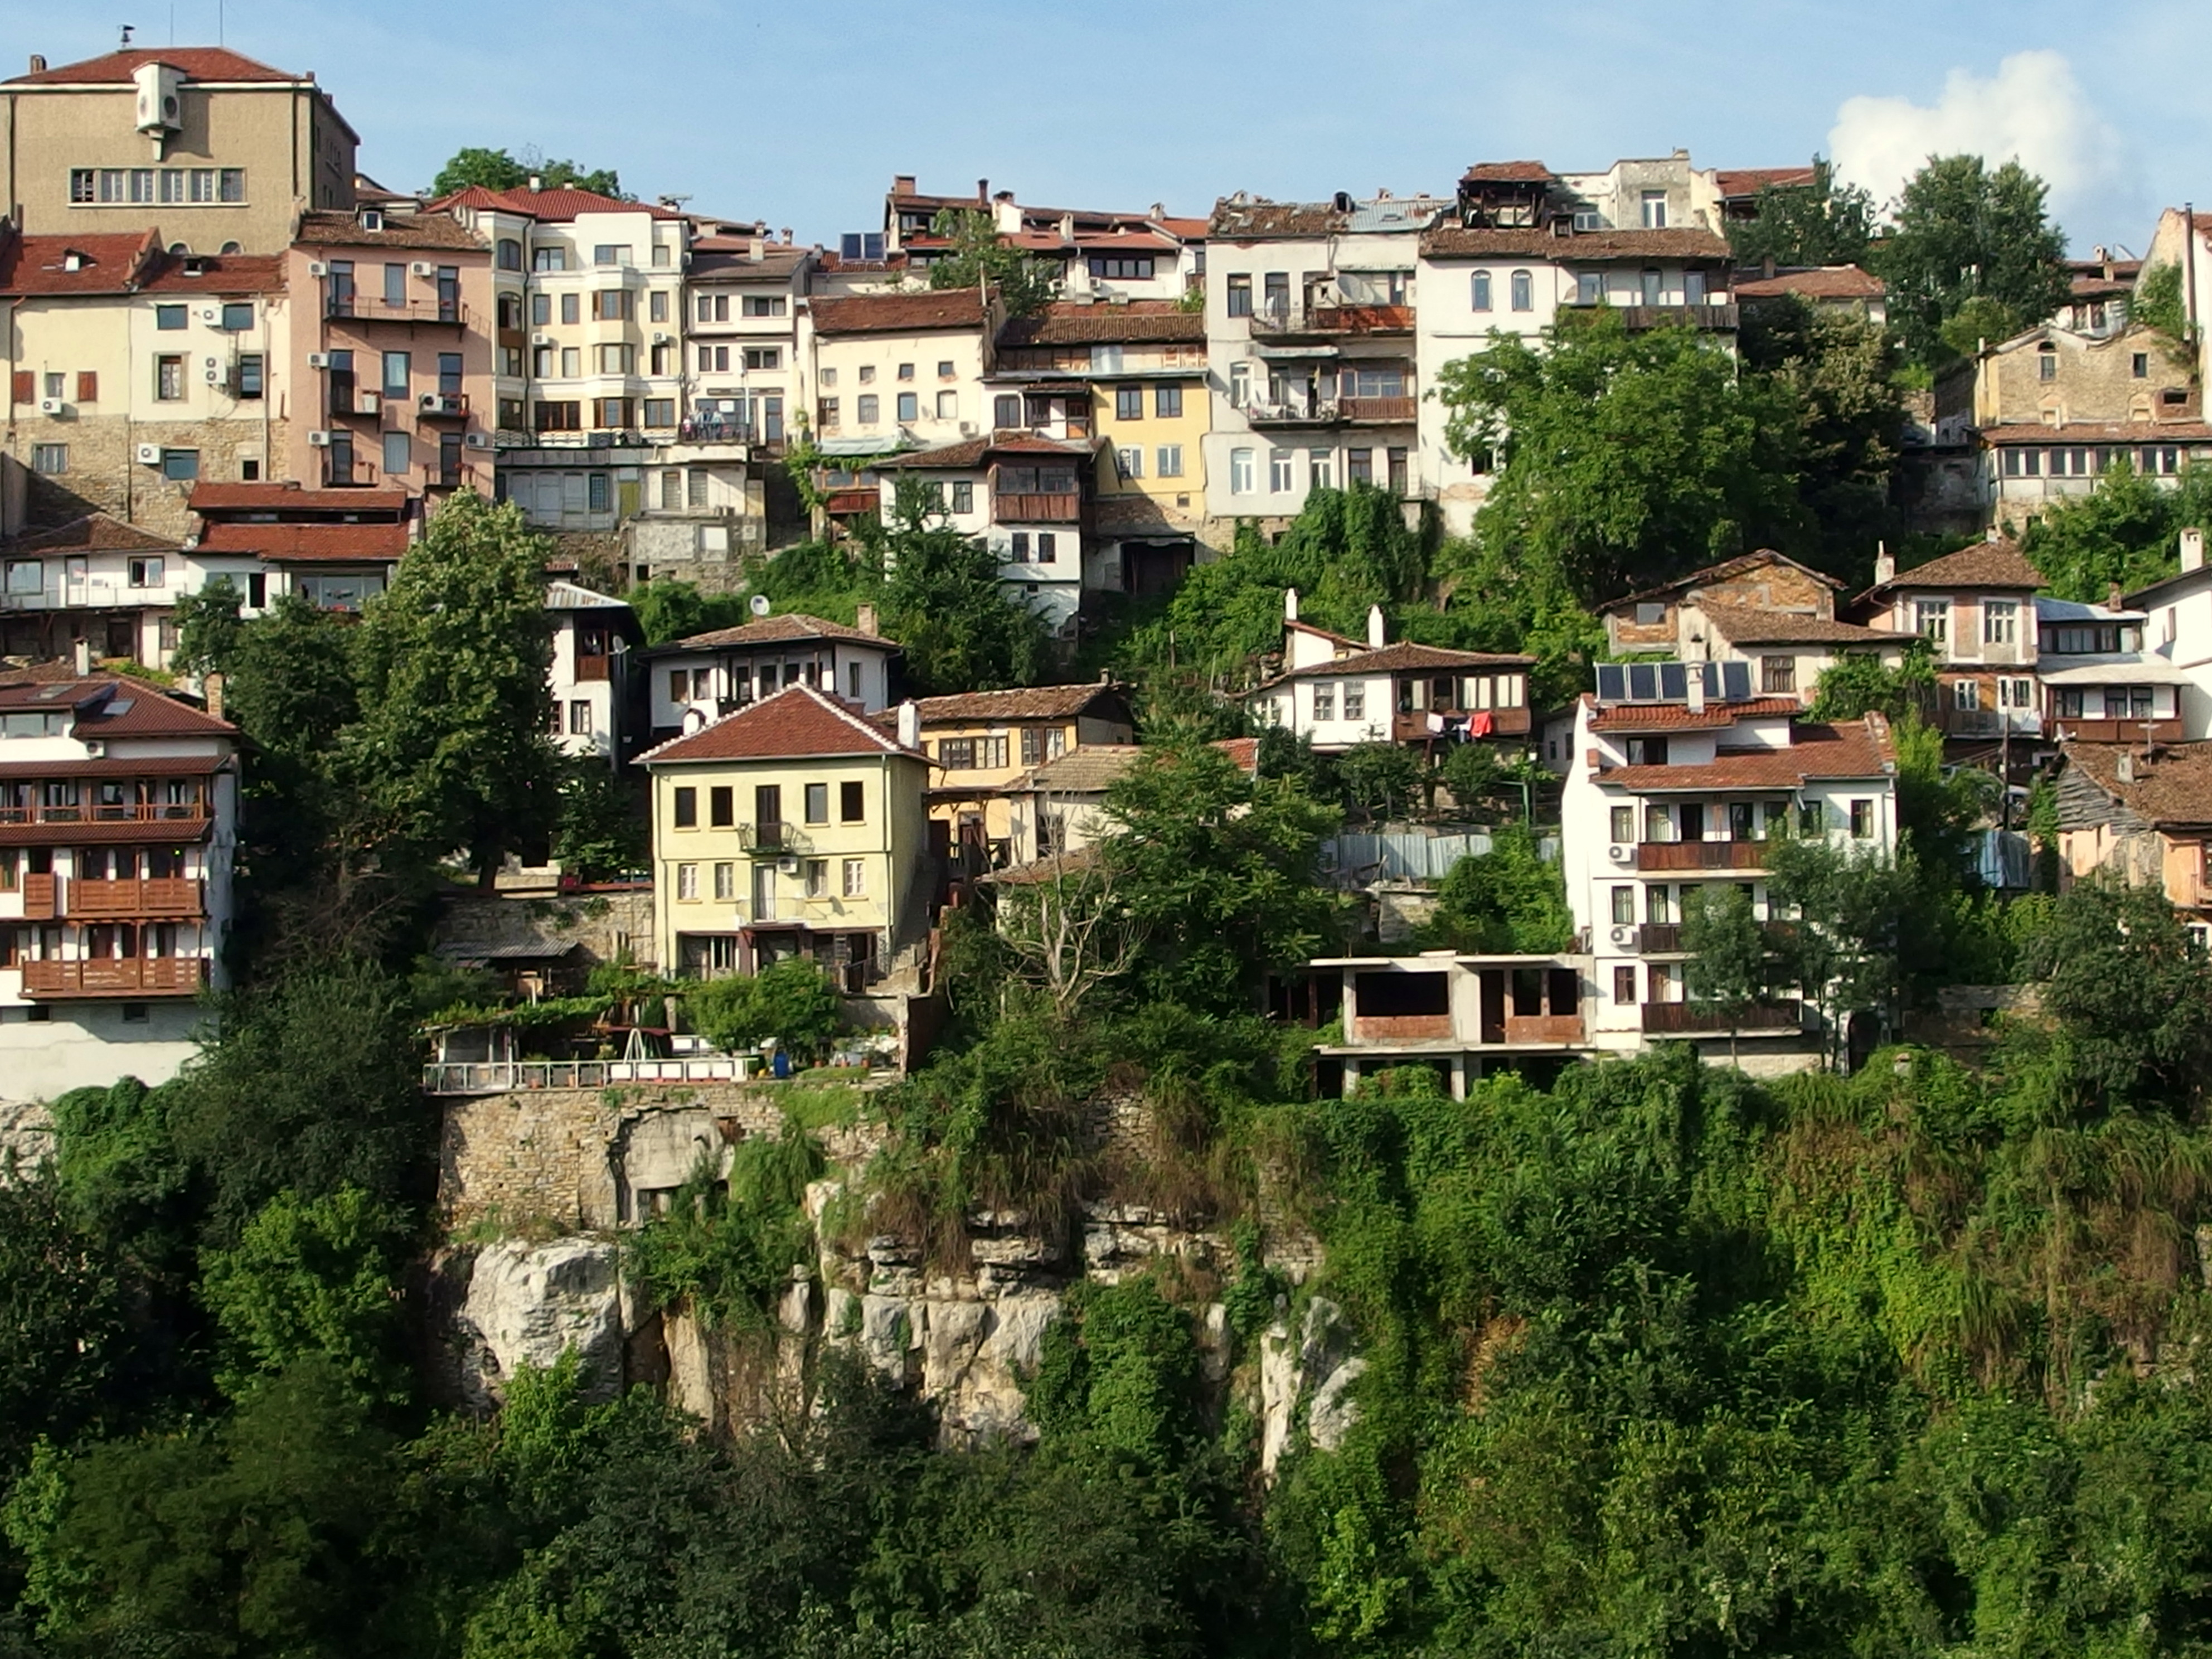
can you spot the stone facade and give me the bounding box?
[7,411,284,538]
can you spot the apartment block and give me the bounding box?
[1,46,356,251]
[881,176,1205,305]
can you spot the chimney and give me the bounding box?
[896,699,920,751]
[2183,526,2205,573]
[27,54,44,74]
[1366,604,1387,649]
[527,174,543,192]
[1986,525,2002,543]
[1874,545,1895,585]
[1283,587,1299,623]
[855,601,879,637]
[203,671,226,723]
[2108,581,2126,611]
[748,234,765,263]
[72,638,90,676]
[977,178,989,204]
[1686,663,1706,714]
[893,174,916,196]
[2118,750,2136,784]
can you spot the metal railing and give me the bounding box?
[327,298,467,327]
[423,1056,752,1095]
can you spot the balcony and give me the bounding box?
[67,877,203,919]
[423,1055,753,1095]
[20,873,56,919]
[993,492,1081,523]
[1341,396,1418,424]
[823,487,880,517]
[1351,1013,1454,1041]
[1638,923,1682,953]
[0,801,208,828]
[1245,398,1340,428]
[326,298,467,328]
[677,415,755,445]
[1391,707,1532,743]
[1637,840,1767,872]
[1503,1013,1586,1044]
[415,392,470,420]
[1565,302,1739,332]
[1248,303,1415,339]
[2044,715,2160,743]
[738,821,809,856]
[22,957,207,998]
[1641,998,1802,1035]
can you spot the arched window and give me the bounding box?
[1510,269,1532,311]
[497,238,523,271]
[1471,270,1492,311]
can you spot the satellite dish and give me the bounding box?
[749,594,771,618]
[682,707,707,734]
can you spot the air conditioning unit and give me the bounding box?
[307,261,328,278]
[135,442,162,464]
[307,430,333,448]
[1609,925,1634,947]
[410,261,434,278]
[421,393,464,415]
[37,397,63,415]
[531,332,551,346]
[958,420,978,437]
[356,392,380,415]
[776,856,801,876]
[464,431,492,449]
[651,331,669,344]
[82,739,104,759]
[200,307,217,323]
[307,352,331,370]
[1607,843,1633,864]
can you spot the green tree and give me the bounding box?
[2024,871,2212,1107]
[1873,154,2072,367]
[343,491,559,882]
[200,1187,413,1405]
[1681,882,1770,1064]
[0,1173,125,1477]
[625,577,750,646]
[169,575,246,679]
[2021,457,2212,602]
[1725,157,1876,269]
[1437,309,1799,600]
[431,146,623,198]
[1336,740,1423,822]
[551,758,648,881]
[1766,831,1910,1066]
[1806,639,1937,721]
[867,483,1051,692]
[924,207,1059,315]
[1422,824,1573,953]
[683,957,844,1061]
[2135,260,2189,346]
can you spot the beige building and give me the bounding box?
[1,45,356,253]
[2,227,291,539]
[904,681,1134,869]
[805,288,996,460]
[2054,740,2212,943]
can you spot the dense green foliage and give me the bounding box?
[684,956,845,1060]
[924,207,1060,315]
[2019,458,2212,603]
[1872,155,2072,367]
[429,146,623,198]
[1418,825,1573,954]
[1724,158,1876,270]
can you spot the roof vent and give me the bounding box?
[27,54,45,74]
[61,249,85,272]
[1332,191,1355,212]
[2117,750,2136,784]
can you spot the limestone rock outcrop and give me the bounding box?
[453,1236,624,1408]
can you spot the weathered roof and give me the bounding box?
[136,252,286,294]
[195,521,409,562]
[878,438,988,471]
[998,301,1204,347]
[1253,639,1535,691]
[1421,225,1733,261]
[190,481,411,515]
[661,613,895,653]
[2061,741,2212,828]
[0,229,159,295]
[545,580,630,612]
[7,513,173,554]
[638,684,924,766]
[687,241,811,280]
[1611,549,1844,608]
[1696,605,1894,646]
[1209,198,1347,239]
[1590,697,1803,732]
[7,47,301,84]
[808,289,987,336]
[1714,167,1820,198]
[1461,161,1555,185]
[1857,538,2044,600]
[1732,264,1885,300]
[428,183,683,222]
[1980,421,2212,445]
[906,682,1128,724]
[0,673,234,739]
[294,208,486,253]
[1598,715,1895,789]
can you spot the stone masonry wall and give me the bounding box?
[5,413,287,539]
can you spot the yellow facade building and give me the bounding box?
[906,681,1136,868]
[643,684,932,986]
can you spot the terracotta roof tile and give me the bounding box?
[1461,161,1555,184]
[1209,199,1348,239]
[0,674,234,738]
[8,47,299,84]
[1733,264,1885,300]
[1600,716,1895,789]
[998,302,1204,347]
[1611,550,1844,608]
[0,230,159,295]
[293,209,487,253]
[1980,421,2212,444]
[907,683,1129,723]
[1422,225,1732,261]
[196,522,408,562]
[426,184,683,222]
[137,252,286,294]
[1859,538,2044,599]
[190,482,410,514]
[1008,744,1145,794]
[661,613,896,652]
[1714,167,1819,198]
[1590,697,1803,731]
[639,684,924,765]
[8,513,173,554]
[2061,741,2212,828]
[808,289,987,335]
[880,439,988,470]
[1696,605,1894,646]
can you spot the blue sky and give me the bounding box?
[7,0,2201,253]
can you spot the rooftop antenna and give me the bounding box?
[119,22,135,46]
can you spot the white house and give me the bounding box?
[877,433,1097,634]
[546,580,640,764]
[640,610,899,744]
[2126,527,2212,741]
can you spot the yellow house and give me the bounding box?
[642,684,931,986]
[905,680,1136,869]
[994,300,1212,590]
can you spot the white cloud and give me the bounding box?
[1828,51,2132,237]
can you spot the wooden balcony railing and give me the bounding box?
[1341,396,1417,423]
[1641,998,1801,1035]
[993,492,1081,523]
[1637,840,1767,872]
[1638,923,1683,953]
[20,872,57,919]
[22,957,207,997]
[67,877,203,918]
[0,802,207,827]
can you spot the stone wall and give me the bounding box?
[438,885,658,978]
[5,413,285,539]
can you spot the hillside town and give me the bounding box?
[7,33,2212,1657]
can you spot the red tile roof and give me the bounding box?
[1715,167,1820,198]
[1612,550,1844,608]
[8,513,173,554]
[427,184,683,222]
[2062,740,2212,828]
[1600,715,1895,789]
[639,684,925,766]
[196,522,409,562]
[137,253,286,294]
[1696,605,1894,646]
[1859,538,2044,599]
[0,230,159,295]
[190,482,410,514]
[906,682,1128,723]
[1590,697,1802,732]
[881,439,988,471]
[1461,161,1555,184]
[1732,264,1885,300]
[998,301,1205,346]
[662,613,896,652]
[1422,225,1732,261]
[0,674,234,738]
[1255,639,1535,691]
[1981,421,2212,445]
[294,209,487,253]
[8,47,300,84]
[808,289,988,336]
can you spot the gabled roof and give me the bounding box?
[808,289,988,336]
[879,438,989,470]
[638,683,924,766]
[0,673,234,739]
[0,229,160,295]
[137,252,285,295]
[7,47,300,84]
[294,208,486,253]
[428,184,682,222]
[1209,198,1348,239]
[1590,697,1803,731]
[7,513,173,554]
[1857,539,2044,601]
[1696,605,1893,646]
[195,522,409,562]
[545,580,630,612]
[1609,550,1844,609]
[1253,639,1535,691]
[1598,715,1895,790]
[1981,421,2212,445]
[1420,225,1732,261]
[657,613,896,653]
[1461,161,1555,185]
[1714,167,1819,198]
[2061,741,2212,829]
[1731,265,1885,300]
[905,682,1129,724]
[998,301,1205,347]
[190,481,411,515]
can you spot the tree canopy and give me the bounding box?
[429,146,623,198]
[2019,457,2212,602]
[1725,158,1876,269]
[924,207,1059,314]
[1872,154,2072,367]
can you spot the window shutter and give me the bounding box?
[76,371,98,402]
[10,371,31,405]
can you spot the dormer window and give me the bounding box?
[359,208,383,233]
[61,250,86,273]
